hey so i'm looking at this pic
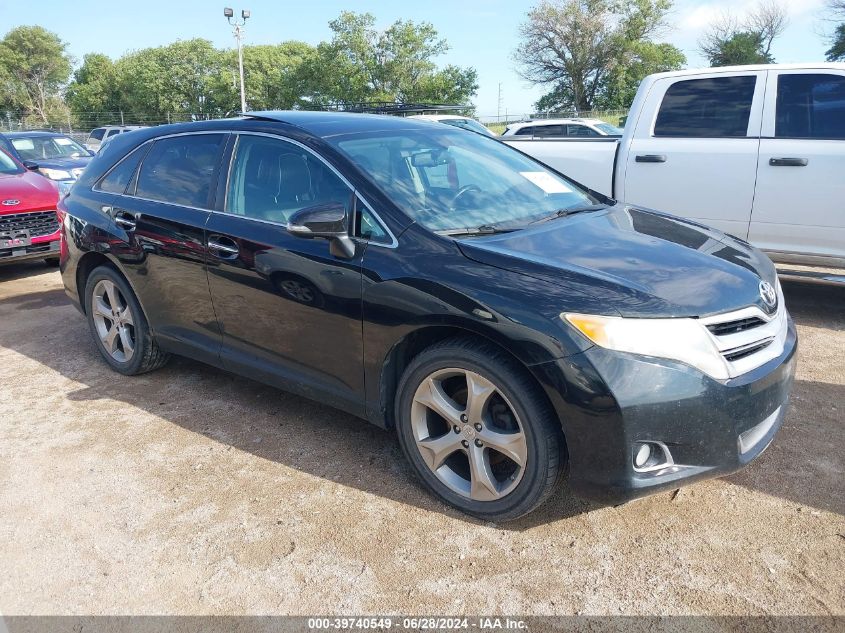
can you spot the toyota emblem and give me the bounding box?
[759,281,777,309]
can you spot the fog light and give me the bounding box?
[634,443,652,468]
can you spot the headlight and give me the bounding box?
[563,313,729,380]
[57,180,74,196]
[39,168,73,181]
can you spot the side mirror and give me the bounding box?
[23,160,39,171]
[288,202,355,258]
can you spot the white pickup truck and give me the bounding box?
[503,63,845,274]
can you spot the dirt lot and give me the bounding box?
[0,261,842,617]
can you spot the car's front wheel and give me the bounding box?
[84,265,170,375]
[395,337,564,521]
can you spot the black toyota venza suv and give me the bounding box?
[59,113,796,520]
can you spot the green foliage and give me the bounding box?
[827,24,845,61]
[515,0,679,113]
[703,31,774,67]
[0,25,73,124]
[58,11,475,126]
[305,12,477,106]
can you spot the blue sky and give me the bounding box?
[0,0,833,117]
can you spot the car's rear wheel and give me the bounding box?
[84,265,169,375]
[395,337,564,521]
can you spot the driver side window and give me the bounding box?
[226,135,353,224]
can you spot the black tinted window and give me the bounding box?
[776,74,845,139]
[98,145,150,194]
[89,129,105,141]
[533,125,566,138]
[655,76,757,138]
[225,135,352,224]
[514,126,534,136]
[567,125,600,137]
[136,134,224,208]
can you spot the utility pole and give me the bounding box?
[224,7,250,113]
[497,82,503,123]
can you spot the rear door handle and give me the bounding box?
[113,211,137,231]
[635,154,667,163]
[207,235,240,258]
[769,157,808,167]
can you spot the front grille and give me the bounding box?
[700,284,788,378]
[0,211,60,238]
[723,337,775,362]
[706,317,766,336]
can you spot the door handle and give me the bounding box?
[207,235,240,258]
[769,157,808,167]
[635,154,667,163]
[113,211,137,231]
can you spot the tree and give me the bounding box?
[699,1,787,67]
[304,12,478,106]
[826,0,845,61]
[65,53,122,127]
[237,42,315,110]
[514,0,678,113]
[113,39,234,122]
[0,26,72,124]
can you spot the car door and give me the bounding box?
[204,132,367,415]
[620,72,766,239]
[750,69,845,264]
[104,132,227,364]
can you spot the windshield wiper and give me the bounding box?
[436,224,519,237]
[529,203,608,225]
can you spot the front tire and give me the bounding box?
[83,265,170,375]
[395,337,564,521]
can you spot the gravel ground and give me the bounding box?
[0,261,842,617]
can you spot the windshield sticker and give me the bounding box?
[520,171,572,194]
[11,139,35,150]
[54,137,74,145]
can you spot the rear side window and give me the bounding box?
[89,129,105,142]
[135,134,224,208]
[514,126,534,136]
[776,74,845,139]
[654,76,757,138]
[98,144,150,194]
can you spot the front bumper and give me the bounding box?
[533,316,797,505]
[0,231,60,265]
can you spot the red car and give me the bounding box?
[0,148,61,266]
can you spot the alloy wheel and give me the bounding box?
[91,279,136,363]
[410,368,528,502]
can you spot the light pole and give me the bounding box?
[224,7,250,113]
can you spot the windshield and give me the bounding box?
[11,136,89,161]
[331,128,598,233]
[440,118,494,136]
[0,149,23,175]
[595,122,623,136]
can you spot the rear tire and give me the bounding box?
[83,265,170,375]
[395,337,564,521]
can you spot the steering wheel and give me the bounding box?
[452,184,482,208]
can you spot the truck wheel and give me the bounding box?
[83,266,170,375]
[395,337,564,521]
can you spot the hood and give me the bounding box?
[30,156,91,176]
[0,170,60,213]
[457,205,778,318]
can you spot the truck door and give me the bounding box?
[620,71,766,240]
[750,69,845,264]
